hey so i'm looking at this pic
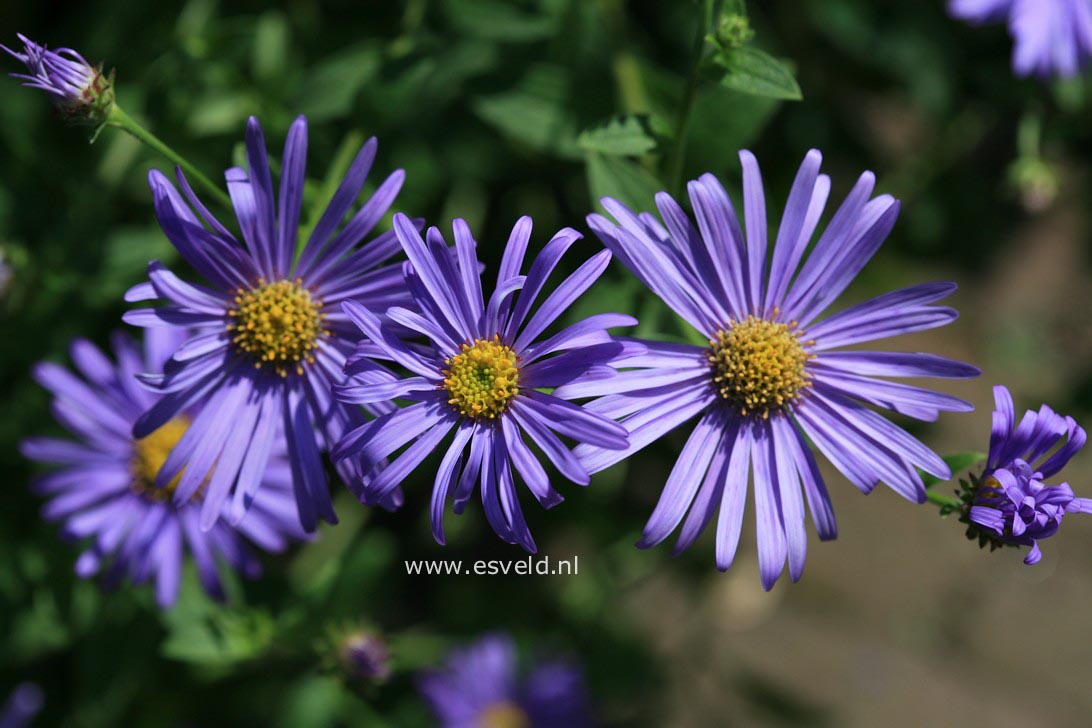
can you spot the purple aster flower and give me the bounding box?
[949,0,1092,78]
[2,34,113,122]
[577,150,980,589]
[20,331,306,608]
[123,115,412,532]
[333,214,635,552]
[964,385,1090,565]
[419,634,592,728]
[0,248,12,300]
[0,683,43,728]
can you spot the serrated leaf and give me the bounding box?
[717,46,802,101]
[578,114,669,156]
[586,153,664,215]
[472,65,582,159]
[922,452,987,489]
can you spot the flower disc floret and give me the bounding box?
[443,336,521,421]
[478,702,531,728]
[131,417,191,501]
[709,315,811,417]
[227,278,326,377]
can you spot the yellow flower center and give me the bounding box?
[442,337,521,421]
[976,475,1004,501]
[709,315,812,418]
[478,702,530,728]
[131,417,196,502]
[227,278,327,377]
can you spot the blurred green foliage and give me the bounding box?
[1,0,1091,726]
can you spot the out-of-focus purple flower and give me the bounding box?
[2,34,113,122]
[0,683,43,728]
[339,630,391,682]
[966,385,1090,565]
[20,330,307,608]
[419,634,592,728]
[0,248,12,300]
[123,115,411,533]
[333,214,635,552]
[578,150,979,589]
[949,0,1092,78]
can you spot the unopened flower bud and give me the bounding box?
[3,34,114,126]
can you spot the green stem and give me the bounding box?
[666,0,714,195]
[599,0,650,114]
[1016,109,1042,159]
[925,490,962,509]
[106,105,232,210]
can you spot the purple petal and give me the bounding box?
[751,422,787,590]
[715,422,753,571]
[276,116,308,276]
[296,138,376,273]
[638,408,725,548]
[764,149,823,312]
[815,351,981,379]
[431,424,474,544]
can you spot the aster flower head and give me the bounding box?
[419,634,592,728]
[963,385,1090,565]
[338,630,392,683]
[124,115,412,532]
[580,150,980,589]
[0,683,43,728]
[3,34,113,123]
[333,214,636,552]
[20,331,306,608]
[949,0,1092,78]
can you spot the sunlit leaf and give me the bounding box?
[716,46,803,101]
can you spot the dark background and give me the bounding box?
[2,1,1091,725]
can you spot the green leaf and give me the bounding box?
[922,452,987,490]
[160,569,275,667]
[187,91,255,137]
[472,65,582,159]
[442,0,556,42]
[585,153,664,215]
[296,43,381,122]
[97,226,176,304]
[274,676,347,728]
[578,114,670,156]
[252,11,289,82]
[716,46,803,101]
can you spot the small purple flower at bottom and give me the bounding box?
[949,0,1092,78]
[334,214,635,552]
[20,330,307,608]
[419,634,592,728]
[965,385,1090,565]
[0,683,43,728]
[2,34,113,122]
